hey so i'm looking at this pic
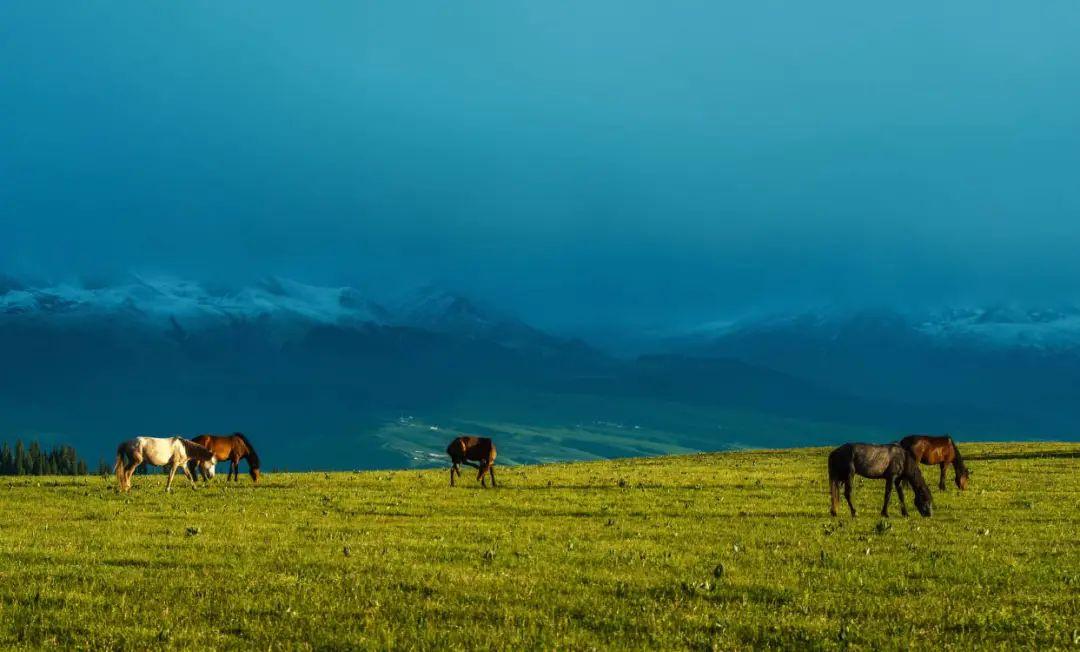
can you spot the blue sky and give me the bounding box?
[3,2,1079,331]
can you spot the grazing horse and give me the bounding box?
[447,436,496,487]
[188,432,261,482]
[899,434,969,491]
[114,436,215,493]
[828,443,933,517]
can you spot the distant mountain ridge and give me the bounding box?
[671,305,1080,354]
[2,278,1077,468]
[670,306,1080,437]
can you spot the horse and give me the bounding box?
[114,436,216,493]
[188,432,261,482]
[828,443,933,517]
[447,436,496,487]
[899,434,969,491]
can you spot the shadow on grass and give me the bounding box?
[967,450,1080,461]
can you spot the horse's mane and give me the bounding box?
[234,432,260,468]
[180,438,214,461]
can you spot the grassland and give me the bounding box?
[1,442,1078,650]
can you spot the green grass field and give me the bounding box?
[1,442,1078,650]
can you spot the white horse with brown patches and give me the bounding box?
[113,436,216,492]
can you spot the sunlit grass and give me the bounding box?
[0,442,1077,649]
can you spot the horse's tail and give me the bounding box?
[446,437,465,462]
[234,432,260,469]
[827,444,851,484]
[114,443,128,488]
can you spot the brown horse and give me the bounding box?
[899,434,969,491]
[447,436,496,487]
[828,443,933,517]
[189,432,261,482]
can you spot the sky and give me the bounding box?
[2,1,1080,333]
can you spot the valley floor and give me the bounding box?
[0,442,1078,650]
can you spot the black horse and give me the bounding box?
[828,443,933,517]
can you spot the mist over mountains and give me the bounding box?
[2,276,1078,470]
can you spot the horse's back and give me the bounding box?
[133,436,180,465]
[900,435,953,464]
[839,443,904,479]
[448,436,495,462]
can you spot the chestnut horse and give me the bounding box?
[189,432,261,482]
[899,434,969,491]
[447,436,496,487]
[828,443,933,517]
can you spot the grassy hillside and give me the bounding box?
[0,442,1078,649]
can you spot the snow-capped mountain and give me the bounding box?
[0,276,557,343]
[664,305,1080,437]
[913,306,1080,351]
[0,276,387,329]
[670,305,1080,355]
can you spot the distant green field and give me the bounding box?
[1,442,1078,650]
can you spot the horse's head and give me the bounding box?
[905,452,934,517]
[954,453,970,491]
[913,482,933,517]
[200,459,217,480]
[249,467,261,482]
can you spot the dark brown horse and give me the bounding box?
[447,436,496,487]
[188,432,261,482]
[828,443,933,517]
[899,434,969,491]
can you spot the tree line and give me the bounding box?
[0,440,90,476]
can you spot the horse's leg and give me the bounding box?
[450,463,458,487]
[124,455,141,492]
[894,477,909,516]
[229,458,237,481]
[829,480,839,517]
[844,478,856,517]
[125,451,143,492]
[881,476,893,517]
[939,463,947,491]
[477,462,488,487]
[488,464,496,488]
[181,463,197,489]
[166,463,178,492]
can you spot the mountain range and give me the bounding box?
[2,277,1077,469]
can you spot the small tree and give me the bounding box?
[28,441,44,476]
[0,442,12,475]
[14,440,27,476]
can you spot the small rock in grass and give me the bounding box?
[713,563,725,579]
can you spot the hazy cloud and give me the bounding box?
[3,1,1079,332]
